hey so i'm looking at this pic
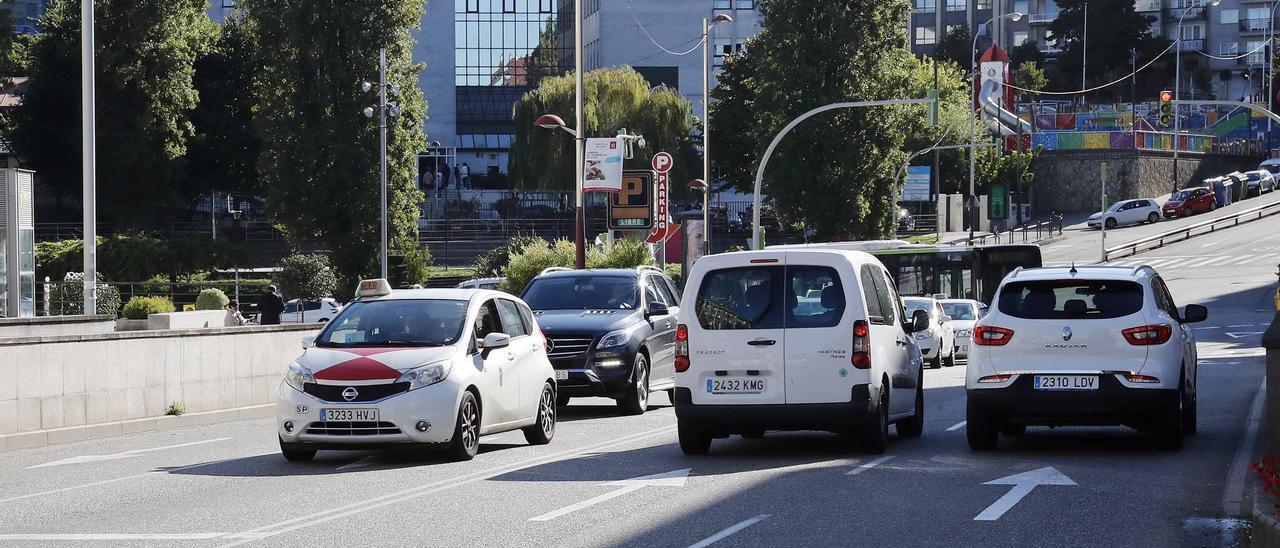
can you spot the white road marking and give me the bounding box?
[0,458,238,505]
[1192,326,1220,330]
[530,468,690,521]
[1202,237,1231,248]
[0,533,234,541]
[1222,381,1266,517]
[1225,332,1264,339]
[26,438,232,469]
[845,455,895,476]
[974,467,1077,521]
[946,421,967,431]
[687,514,771,548]
[1227,324,1255,328]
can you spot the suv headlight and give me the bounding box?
[284,362,315,392]
[398,361,452,390]
[597,329,631,350]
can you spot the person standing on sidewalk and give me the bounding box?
[225,299,248,327]
[452,165,461,191]
[257,285,285,325]
[460,163,471,189]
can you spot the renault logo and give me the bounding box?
[342,387,359,401]
[1062,327,1073,342]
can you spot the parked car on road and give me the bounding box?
[1162,187,1216,219]
[904,296,956,368]
[1087,199,1160,230]
[282,298,342,324]
[674,248,930,455]
[1259,158,1280,176]
[457,277,504,291]
[1245,170,1275,197]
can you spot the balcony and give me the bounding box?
[1134,0,1161,12]
[1239,18,1272,34]
[1169,6,1205,20]
[1179,38,1205,51]
[1028,12,1057,24]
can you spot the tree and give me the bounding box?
[711,0,939,240]
[936,26,973,72]
[510,66,696,197]
[241,0,427,288]
[1008,40,1046,69]
[185,15,262,205]
[1015,61,1048,102]
[525,16,561,87]
[274,253,337,301]
[1048,0,1168,101]
[8,0,217,224]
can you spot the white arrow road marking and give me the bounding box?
[974,467,1077,521]
[26,438,231,469]
[687,514,771,548]
[529,469,690,522]
[1225,332,1265,339]
[846,455,894,476]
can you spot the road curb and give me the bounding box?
[0,404,274,453]
[1253,490,1280,547]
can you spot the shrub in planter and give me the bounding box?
[588,236,655,270]
[195,288,230,311]
[474,234,542,278]
[122,296,176,320]
[500,238,575,294]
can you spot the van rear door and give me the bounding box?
[686,255,787,406]
[781,251,860,405]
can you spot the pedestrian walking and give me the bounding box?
[461,163,471,189]
[452,165,461,190]
[442,164,452,189]
[225,299,248,327]
[257,285,285,325]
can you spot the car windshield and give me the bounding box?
[314,299,467,347]
[522,275,639,310]
[903,298,933,317]
[1171,191,1191,201]
[1107,202,1127,212]
[1248,173,1261,181]
[941,302,975,320]
[997,280,1143,320]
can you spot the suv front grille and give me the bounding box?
[547,334,595,360]
[305,421,402,436]
[303,382,410,402]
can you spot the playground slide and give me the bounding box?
[979,79,1033,137]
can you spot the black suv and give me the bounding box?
[521,266,681,414]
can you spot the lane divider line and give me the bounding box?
[946,421,967,431]
[0,458,240,505]
[845,455,894,476]
[687,514,771,548]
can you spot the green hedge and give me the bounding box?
[37,234,258,282]
[498,236,658,295]
[195,288,230,310]
[122,296,176,320]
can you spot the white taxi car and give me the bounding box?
[966,266,1207,451]
[277,279,557,462]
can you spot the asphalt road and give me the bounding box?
[0,218,1274,547]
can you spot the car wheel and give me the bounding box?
[678,421,712,455]
[1000,424,1027,436]
[1147,212,1159,224]
[861,385,890,454]
[618,353,650,415]
[944,346,956,367]
[556,394,571,407]
[522,383,556,445]
[896,371,925,439]
[279,437,317,462]
[1104,218,1117,230]
[930,353,942,369]
[966,402,999,451]
[1156,388,1185,451]
[448,391,480,461]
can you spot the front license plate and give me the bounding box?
[707,378,766,394]
[958,344,970,354]
[555,370,569,381]
[320,408,379,422]
[1033,375,1098,391]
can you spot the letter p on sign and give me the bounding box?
[651,152,673,174]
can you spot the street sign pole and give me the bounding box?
[82,0,97,315]
[1100,162,1108,263]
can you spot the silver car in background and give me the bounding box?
[940,299,988,360]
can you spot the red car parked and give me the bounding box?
[1162,187,1215,218]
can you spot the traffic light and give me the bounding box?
[1159,90,1173,128]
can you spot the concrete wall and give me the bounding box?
[1031,150,1264,213]
[0,315,115,338]
[0,324,317,450]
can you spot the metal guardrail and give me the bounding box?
[1103,199,1280,262]
[968,215,1065,246]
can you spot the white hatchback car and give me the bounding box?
[674,249,930,455]
[281,298,343,324]
[1087,199,1161,230]
[966,266,1207,451]
[276,279,558,462]
[904,297,956,368]
[940,299,987,360]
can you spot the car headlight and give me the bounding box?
[597,329,631,350]
[284,362,315,392]
[397,361,452,390]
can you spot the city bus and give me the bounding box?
[769,241,1042,304]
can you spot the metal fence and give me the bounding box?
[40,279,271,317]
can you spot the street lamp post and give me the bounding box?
[702,13,732,256]
[1268,0,1280,156]
[969,11,1023,245]
[573,0,586,269]
[1173,0,1221,194]
[82,0,97,314]
[362,48,401,280]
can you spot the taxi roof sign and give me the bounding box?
[356,278,393,298]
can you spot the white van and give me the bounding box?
[674,249,930,455]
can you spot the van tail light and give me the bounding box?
[674,324,690,372]
[973,325,1014,346]
[1122,324,1171,345]
[851,320,871,369]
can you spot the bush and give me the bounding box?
[401,244,433,287]
[499,238,575,294]
[274,254,337,301]
[122,296,176,320]
[474,234,542,278]
[165,401,186,416]
[194,288,230,311]
[37,234,258,283]
[588,236,655,269]
[664,262,682,286]
[51,272,122,316]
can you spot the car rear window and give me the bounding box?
[997,280,1144,320]
[695,265,844,330]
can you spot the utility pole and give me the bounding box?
[1081,2,1088,106]
[82,0,97,315]
[379,48,389,280]
[573,0,586,269]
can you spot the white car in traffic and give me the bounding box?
[281,298,343,324]
[1087,199,1161,230]
[966,266,1207,451]
[940,298,987,360]
[904,297,956,368]
[276,279,558,462]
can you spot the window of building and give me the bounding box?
[1248,40,1267,63]
[1220,9,1238,25]
[1013,31,1029,46]
[915,0,936,14]
[714,0,731,9]
[465,0,479,13]
[540,0,553,13]
[1220,42,1239,56]
[976,0,991,8]
[1013,0,1028,15]
[946,0,966,11]
[915,25,936,45]
[1180,23,1203,40]
[734,0,754,9]
[502,0,515,13]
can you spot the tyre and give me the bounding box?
[966,403,998,451]
[1147,212,1159,224]
[279,437,317,462]
[556,393,571,407]
[896,372,924,439]
[930,354,942,369]
[678,421,712,455]
[1104,218,1117,230]
[861,385,889,454]
[1000,424,1027,436]
[944,346,956,367]
[1156,389,1185,451]
[448,391,480,461]
[522,383,556,445]
[618,353,650,415]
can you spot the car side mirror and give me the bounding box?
[645,301,670,318]
[911,310,930,333]
[939,315,952,324]
[479,332,511,350]
[1181,304,1208,324]
[301,335,316,349]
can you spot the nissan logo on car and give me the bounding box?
[342,387,359,401]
